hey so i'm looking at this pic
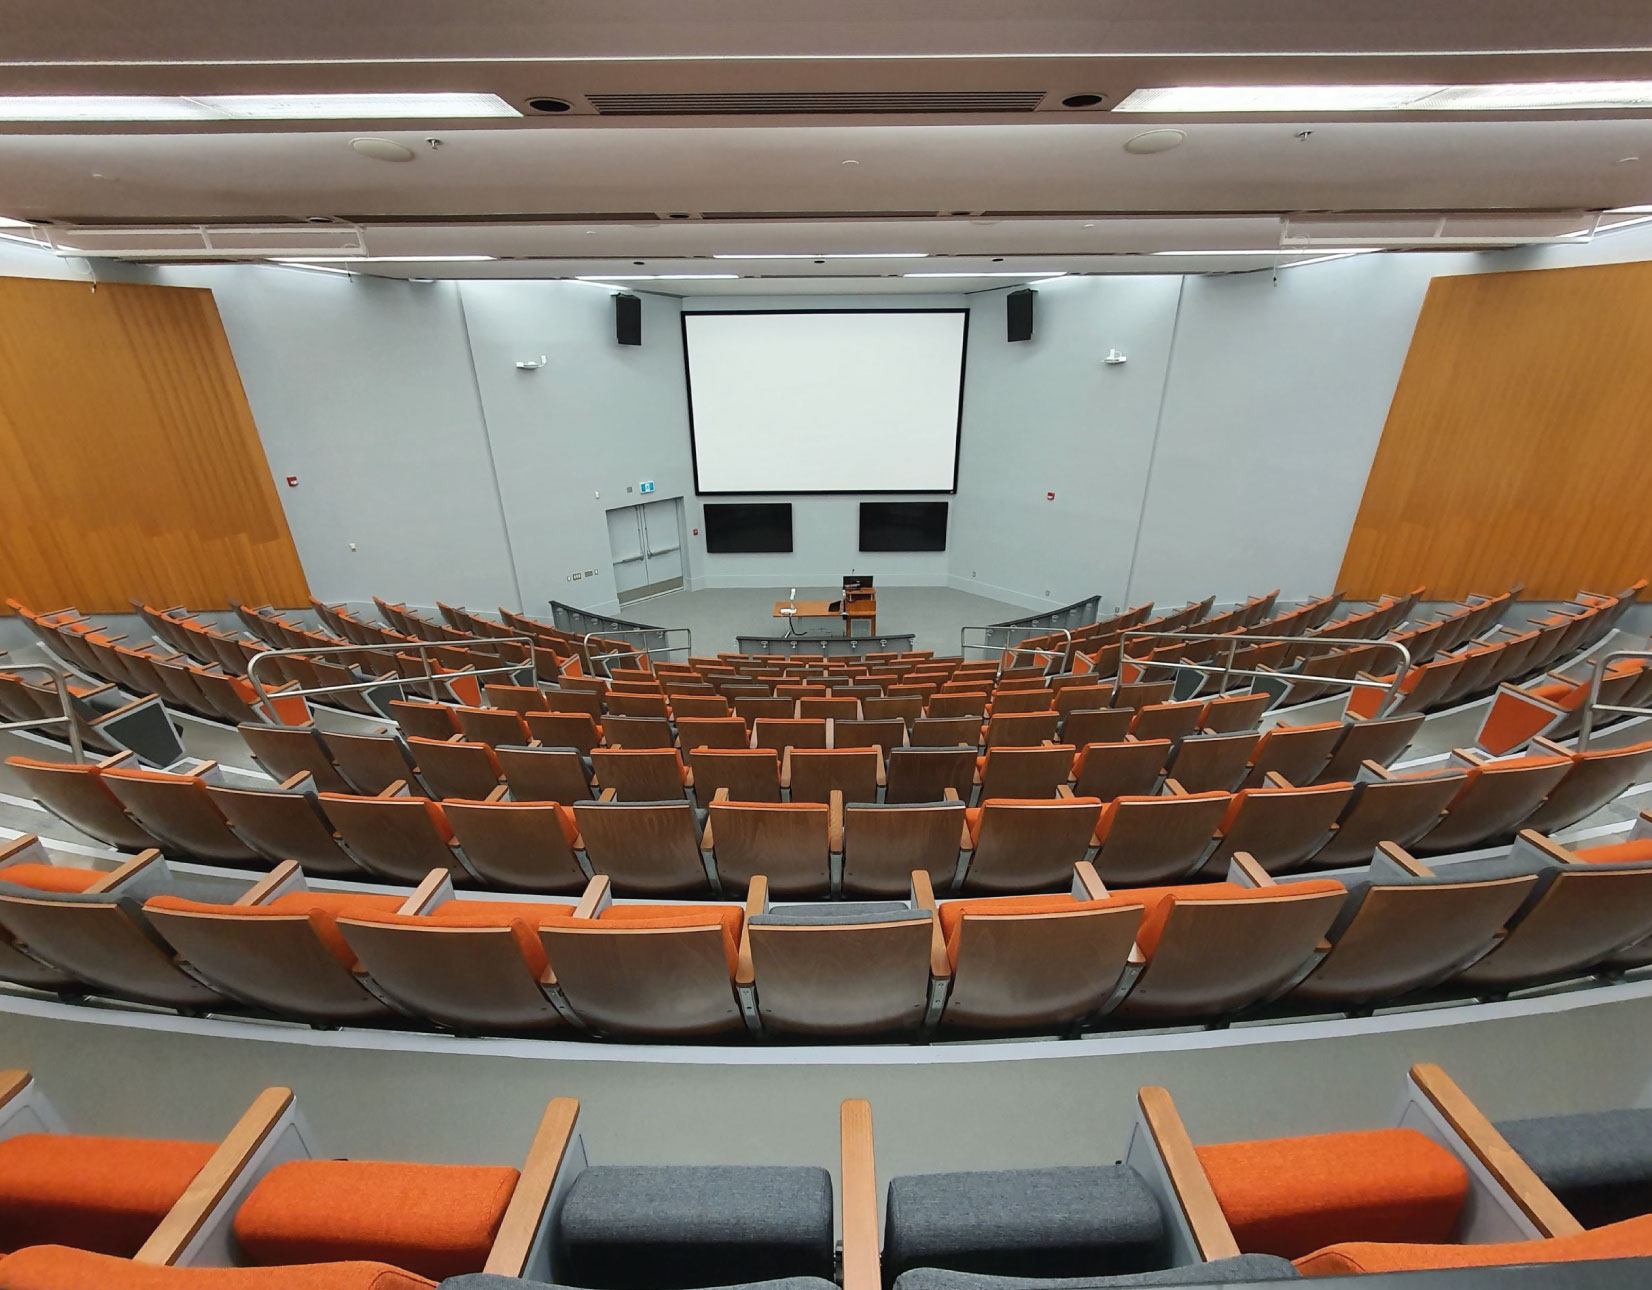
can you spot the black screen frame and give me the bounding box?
[858,501,950,553]
[681,308,970,497]
[703,502,796,554]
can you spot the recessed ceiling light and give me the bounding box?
[710,252,928,259]
[0,92,519,122]
[576,273,738,281]
[1115,81,1652,113]
[903,271,1067,279]
[1123,129,1187,155]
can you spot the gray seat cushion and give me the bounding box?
[1497,1108,1652,1228]
[752,902,918,926]
[557,1165,833,1290]
[892,1255,1300,1290]
[440,1279,838,1290]
[883,1165,1167,1281]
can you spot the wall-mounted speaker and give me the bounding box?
[1007,288,1036,343]
[615,293,642,346]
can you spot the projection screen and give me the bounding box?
[683,309,968,493]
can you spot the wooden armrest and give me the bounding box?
[1162,778,1189,797]
[87,850,164,895]
[484,1097,583,1276]
[829,790,844,853]
[1452,746,1490,767]
[942,787,960,803]
[1263,771,1293,789]
[1136,1087,1240,1261]
[135,1087,296,1265]
[598,786,616,803]
[1529,735,1568,755]
[910,870,950,979]
[781,746,792,789]
[737,874,766,986]
[840,1099,881,1290]
[277,771,314,792]
[97,750,138,769]
[381,780,412,799]
[0,835,51,869]
[1359,758,1398,781]
[1408,1063,1583,1238]
[485,784,510,803]
[0,1070,31,1114]
[399,869,454,915]
[1226,852,1274,887]
[875,748,886,787]
[235,860,303,907]
[572,874,611,920]
[1073,860,1108,900]
[1376,841,1431,877]
[1056,783,1075,799]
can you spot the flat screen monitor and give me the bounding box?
[683,309,968,494]
[859,502,949,553]
[703,502,794,554]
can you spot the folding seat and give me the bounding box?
[1408,749,1573,853]
[1109,861,1347,1020]
[882,747,976,806]
[0,846,230,1010]
[389,699,461,741]
[407,735,506,800]
[572,797,714,896]
[798,695,861,720]
[1200,778,1357,876]
[1090,786,1231,886]
[702,792,834,898]
[1162,731,1257,794]
[670,694,731,717]
[741,873,940,1036]
[839,797,968,898]
[321,729,425,796]
[675,716,749,753]
[1057,706,1137,750]
[982,711,1059,749]
[0,837,107,992]
[928,692,989,719]
[606,692,669,718]
[788,747,883,805]
[975,744,1075,800]
[1239,721,1344,788]
[934,862,1144,1033]
[442,798,591,893]
[1476,663,1646,756]
[987,689,1056,717]
[909,715,982,748]
[833,716,909,752]
[1113,680,1177,709]
[1346,653,1468,719]
[1302,765,1469,869]
[736,696,797,726]
[599,713,676,750]
[590,747,689,802]
[543,688,605,718]
[100,764,262,865]
[688,748,782,804]
[540,877,744,1037]
[1281,844,1544,1009]
[483,683,550,714]
[493,744,592,805]
[523,710,602,756]
[776,683,828,700]
[1053,682,1113,714]
[320,785,469,884]
[205,776,365,877]
[1519,737,1652,834]
[752,717,830,753]
[5,753,168,851]
[1198,692,1270,733]
[1129,700,1205,743]
[959,794,1105,893]
[448,705,527,749]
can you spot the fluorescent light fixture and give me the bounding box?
[1150,248,1378,256]
[902,271,1067,278]
[0,230,48,248]
[576,273,738,280]
[270,261,355,277]
[1609,205,1652,213]
[273,255,495,263]
[0,215,30,227]
[0,92,519,122]
[710,252,929,259]
[1116,81,1652,113]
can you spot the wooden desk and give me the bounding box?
[772,595,877,637]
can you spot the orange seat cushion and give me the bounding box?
[1127,879,1346,959]
[343,898,576,977]
[1198,1128,1468,1261]
[145,893,403,969]
[1294,1211,1652,1277]
[962,796,1102,845]
[596,902,744,973]
[937,893,1140,967]
[0,1245,434,1289]
[0,1134,217,1256]
[0,864,103,893]
[232,1159,518,1281]
[1576,838,1652,866]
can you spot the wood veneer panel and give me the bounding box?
[1338,260,1652,601]
[0,276,308,612]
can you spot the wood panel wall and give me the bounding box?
[0,276,309,613]
[1338,259,1652,602]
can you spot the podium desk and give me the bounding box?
[772,595,877,638]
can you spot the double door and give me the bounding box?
[606,497,685,603]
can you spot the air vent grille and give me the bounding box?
[586,91,1047,116]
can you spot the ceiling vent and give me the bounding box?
[43,223,368,258]
[1284,210,1597,246]
[585,90,1047,116]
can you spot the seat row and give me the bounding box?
[10,1062,1652,1288]
[4,816,1652,1039]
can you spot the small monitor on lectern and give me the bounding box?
[843,575,873,591]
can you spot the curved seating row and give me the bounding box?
[3,817,1652,1040]
[9,1062,1652,1288]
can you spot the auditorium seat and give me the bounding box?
[976,744,1075,800]
[1522,738,1652,834]
[1240,723,1344,789]
[840,796,967,898]
[482,683,550,714]
[886,747,976,804]
[753,717,831,753]
[1129,701,1206,744]
[689,747,782,803]
[1071,739,1170,801]
[864,695,924,729]
[4,754,168,851]
[959,795,1105,893]
[1314,714,1424,784]
[1292,1216,1652,1276]
[910,716,984,748]
[1162,733,1258,794]
[542,688,605,719]
[205,776,366,877]
[1200,779,1357,876]
[1090,786,1230,886]
[539,877,745,1037]
[522,711,601,756]
[833,716,910,753]
[600,713,676,750]
[0,836,112,991]
[571,795,713,896]
[787,747,883,805]
[408,737,506,801]
[143,862,403,1024]
[494,745,592,806]
[1298,766,1467,870]
[390,699,462,741]
[1406,750,1574,853]
[704,790,834,897]
[675,714,752,751]
[1199,693,1271,734]
[989,689,1056,716]
[742,873,939,1036]
[442,797,590,894]
[1060,706,1138,749]
[606,692,669,718]
[0,846,227,1010]
[319,785,466,885]
[929,693,989,720]
[338,872,576,1032]
[101,765,261,865]
[238,724,354,795]
[321,730,425,796]
[589,747,689,802]
[936,862,1143,1032]
[982,712,1059,749]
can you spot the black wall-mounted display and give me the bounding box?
[1007,288,1036,342]
[615,293,642,346]
[859,501,949,552]
[704,502,794,554]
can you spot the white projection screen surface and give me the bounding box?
[684,309,968,493]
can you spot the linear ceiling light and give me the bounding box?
[0,93,519,121]
[1149,248,1378,256]
[576,273,738,280]
[0,215,30,227]
[273,255,496,263]
[1116,81,1652,113]
[903,271,1066,278]
[710,252,929,259]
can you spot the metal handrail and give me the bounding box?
[1115,629,1413,711]
[959,626,1068,673]
[0,661,84,762]
[245,636,538,718]
[1576,650,1652,751]
[582,626,694,678]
